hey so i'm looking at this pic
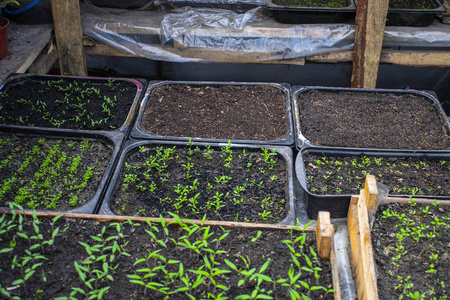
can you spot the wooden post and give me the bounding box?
[51,0,87,76]
[351,0,389,88]
[364,175,378,214]
[316,211,332,260]
[348,192,379,300]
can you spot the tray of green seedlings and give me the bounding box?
[0,126,124,214]
[0,209,337,299]
[98,139,297,225]
[372,200,450,299]
[0,74,147,134]
[296,147,450,219]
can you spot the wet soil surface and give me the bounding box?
[298,90,450,150]
[0,134,112,211]
[0,215,334,299]
[0,77,138,131]
[372,202,450,299]
[303,153,450,196]
[273,0,347,7]
[140,84,289,142]
[389,0,437,9]
[110,144,289,224]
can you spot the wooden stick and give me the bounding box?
[364,175,378,214]
[385,197,450,206]
[316,211,332,260]
[0,209,315,232]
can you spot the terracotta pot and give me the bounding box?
[0,17,9,59]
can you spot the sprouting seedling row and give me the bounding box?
[0,136,111,211]
[115,141,287,223]
[304,154,450,196]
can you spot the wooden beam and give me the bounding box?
[51,0,87,76]
[316,211,332,260]
[364,175,378,215]
[348,193,379,300]
[83,38,306,65]
[380,50,450,67]
[27,42,59,74]
[351,0,389,88]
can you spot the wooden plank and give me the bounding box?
[306,51,353,63]
[84,39,306,65]
[27,42,59,74]
[364,175,378,215]
[351,0,389,88]
[329,234,342,300]
[51,0,87,76]
[385,197,450,206]
[380,50,450,67]
[348,192,379,300]
[316,211,332,260]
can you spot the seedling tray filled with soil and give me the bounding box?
[371,200,449,299]
[296,147,450,219]
[0,74,146,133]
[386,0,445,26]
[0,210,340,299]
[267,0,356,24]
[0,126,122,214]
[99,139,297,225]
[294,86,450,151]
[132,81,294,146]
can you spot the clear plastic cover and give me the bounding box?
[81,3,450,63]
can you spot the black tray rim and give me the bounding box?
[98,139,297,225]
[0,126,126,214]
[0,73,147,135]
[292,85,450,153]
[131,80,295,146]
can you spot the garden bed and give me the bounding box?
[294,87,450,150]
[0,129,118,214]
[0,211,337,299]
[372,200,449,299]
[133,81,294,146]
[296,148,450,218]
[0,74,145,132]
[100,140,296,225]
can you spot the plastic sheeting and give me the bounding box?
[81,3,450,63]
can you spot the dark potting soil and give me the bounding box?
[0,77,137,130]
[0,135,112,211]
[272,0,347,7]
[303,153,450,196]
[140,84,289,141]
[298,90,450,150]
[389,0,437,9]
[0,214,335,299]
[110,144,288,224]
[372,202,449,299]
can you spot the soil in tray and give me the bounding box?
[0,213,335,299]
[372,201,449,299]
[140,84,288,141]
[0,77,137,130]
[272,0,347,7]
[111,144,288,223]
[298,90,450,150]
[389,0,437,9]
[0,135,112,211]
[303,153,450,196]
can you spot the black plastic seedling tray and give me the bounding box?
[386,0,445,26]
[0,74,147,136]
[296,147,450,219]
[267,0,356,24]
[98,140,297,225]
[293,86,450,152]
[159,0,265,12]
[0,126,125,214]
[132,81,295,146]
